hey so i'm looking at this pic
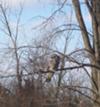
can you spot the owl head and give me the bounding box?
[50,54,60,60]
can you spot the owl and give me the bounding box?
[46,54,60,82]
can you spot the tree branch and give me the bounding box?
[72,0,93,53]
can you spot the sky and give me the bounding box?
[0,0,92,60]
[0,1,92,90]
[0,0,61,74]
[0,0,91,44]
[0,0,92,75]
[0,1,58,35]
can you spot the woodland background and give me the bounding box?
[0,0,99,107]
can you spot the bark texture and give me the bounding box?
[72,0,100,107]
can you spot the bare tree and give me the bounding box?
[72,0,100,107]
[0,0,100,107]
[0,4,24,107]
[32,0,100,107]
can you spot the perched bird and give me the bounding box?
[46,54,60,82]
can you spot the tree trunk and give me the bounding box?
[72,0,100,107]
[91,60,100,107]
[91,1,100,106]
